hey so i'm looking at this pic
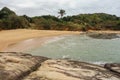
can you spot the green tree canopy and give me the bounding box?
[0,7,16,19]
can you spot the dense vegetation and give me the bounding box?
[0,7,120,31]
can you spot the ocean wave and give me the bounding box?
[61,55,73,60]
[44,36,65,44]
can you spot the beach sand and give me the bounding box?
[0,29,80,52]
[1,29,120,52]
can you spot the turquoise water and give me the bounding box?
[27,34,120,63]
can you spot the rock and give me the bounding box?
[104,63,120,76]
[87,32,120,39]
[0,52,48,80]
[0,52,120,80]
[23,60,120,80]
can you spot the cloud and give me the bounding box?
[0,0,120,17]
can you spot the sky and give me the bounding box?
[0,0,120,17]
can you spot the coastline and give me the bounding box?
[3,35,69,52]
[0,29,80,52]
[88,30,120,34]
[0,30,120,80]
[1,29,120,52]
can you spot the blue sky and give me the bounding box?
[0,0,120,17]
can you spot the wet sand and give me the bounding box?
[0,29,80,52]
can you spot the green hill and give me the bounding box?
[0,7,120,31]
[62,13,120,30]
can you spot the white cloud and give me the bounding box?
[0,0,120,17]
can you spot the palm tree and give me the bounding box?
[58,9,66,18]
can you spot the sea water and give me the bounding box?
[27,34,120,63]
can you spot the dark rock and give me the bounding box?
[104,63,120,76]
[87,32,120,39]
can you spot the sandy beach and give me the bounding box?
[0,29,80,52]
[1,29,120,52]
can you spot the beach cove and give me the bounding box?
[0,29,80,52]
[1,29,120,64]
[0,29,120,80]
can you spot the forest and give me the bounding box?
[0,7,120,31]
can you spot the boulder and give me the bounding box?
[0,52,48,80]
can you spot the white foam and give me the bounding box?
[62,55,70,59]
[92,61,113,65]
[44,36,65,44]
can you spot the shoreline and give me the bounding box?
[88,30,120,34]
[0,29,80,52]
[3,35,69,52]
[1,29,120,52]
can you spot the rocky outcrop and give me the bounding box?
[87,32,120,39]
[0,52,120,80]
[23,60,120,80]
[0,52,48,80]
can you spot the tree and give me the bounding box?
[0,7,16,19]
[58,9,66,18]
[22,15,32,23]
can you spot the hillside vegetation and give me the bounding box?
[0,7,120,31]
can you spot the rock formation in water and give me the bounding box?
[0,52,120,80]
[87,32,120,39]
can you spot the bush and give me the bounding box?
[0,15,30,30]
